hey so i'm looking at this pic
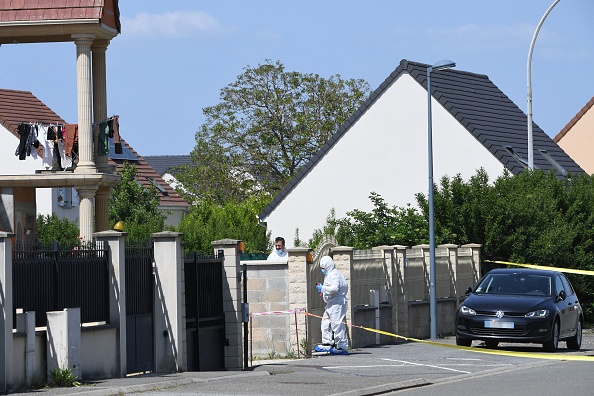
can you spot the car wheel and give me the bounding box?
[456,337,472,347]
[485,340,499,349]
[543,320,559,352]
[566,319,582,350]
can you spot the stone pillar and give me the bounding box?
[46,308,82,380]
[0,232,14,391]
[152,232,184,373]
[462,243,482,284]
[95,187,110,232]
[393,245,408,337]
[91,40,111,174]
[440,244,459,298]
[15,311,35,387]
[414,244,430,300]
[286,247,311,357]
[374,246,398,342]
[329,246,353,346]
[76,187,97,242]
[211,239,242,371]
[72,34,96,174]
[94,230,127,377]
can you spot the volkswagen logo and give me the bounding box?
[495,310,505,318]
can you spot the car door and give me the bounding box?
[560,274,580,335]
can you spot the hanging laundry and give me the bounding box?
[97,122,110,156]
[16,123,31,160]
[108,115,122,154]
[39,125,54,169]
[63,123,78,158]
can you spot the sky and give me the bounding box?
[0,0,593,156]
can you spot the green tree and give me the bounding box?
[109,162,166,241]
[177,194,271,253]
[176,59,371,202]
[36,213,80,248]
[327,192,427,250]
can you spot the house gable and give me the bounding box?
[553,96,594,175]
[258,59,584,245]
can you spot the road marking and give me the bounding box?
[381,358,472,374]
[322,364,411,369]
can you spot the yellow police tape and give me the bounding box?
[484,260,594,276]
[305,312,594,361]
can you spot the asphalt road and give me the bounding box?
[139,330,594,396]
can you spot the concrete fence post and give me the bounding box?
[0,232,14,391]
[152,231,184,373]
[462,244,482,284]
[286,247,311,356]
[15,310,35,386]
[393,245,408,337]
[46,308,81,380]
[94,230,127,377]
[211,239,242,371]
[440,244,459,299]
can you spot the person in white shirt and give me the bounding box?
[267,236,288,261]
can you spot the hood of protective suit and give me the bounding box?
[320,256,335,272]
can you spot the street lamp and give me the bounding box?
[427,60,456,340]
[527,0,560,169]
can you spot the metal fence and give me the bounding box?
[12,241,110,328]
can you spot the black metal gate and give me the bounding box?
[184,251,226,371]
[125,243,154,374]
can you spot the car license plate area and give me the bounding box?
[484,320,514,329]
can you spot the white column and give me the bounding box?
[76,187,97,242]
[72,34,96,174]
[92,40,111,174]
[0,232,14,391]
[95,187,110,232]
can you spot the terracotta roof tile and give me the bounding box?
[0,0,119,27]
[0,89,66,138]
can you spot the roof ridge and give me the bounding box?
[0,88,33,94]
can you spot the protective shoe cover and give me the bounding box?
[329,347,349,355]
[314,344,332,352]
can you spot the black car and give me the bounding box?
[456,268,583,351]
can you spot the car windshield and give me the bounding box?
[474,273,551,296]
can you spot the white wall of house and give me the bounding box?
[264,73,505,247]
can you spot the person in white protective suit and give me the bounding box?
[314,255,349,355]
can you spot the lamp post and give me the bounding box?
[527,0,560,169]
[427,60,455,340]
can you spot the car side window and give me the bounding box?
[555,276,564,296]
[560,275,575,297]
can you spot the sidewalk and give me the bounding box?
[6,370,271,396]
[6,329,594,396]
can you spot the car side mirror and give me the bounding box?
[465,286,473,296]
[557,290,566,302]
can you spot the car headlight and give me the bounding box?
[459,305,476,315]
[524,309,549,318]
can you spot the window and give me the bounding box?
[147,177,168,195]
